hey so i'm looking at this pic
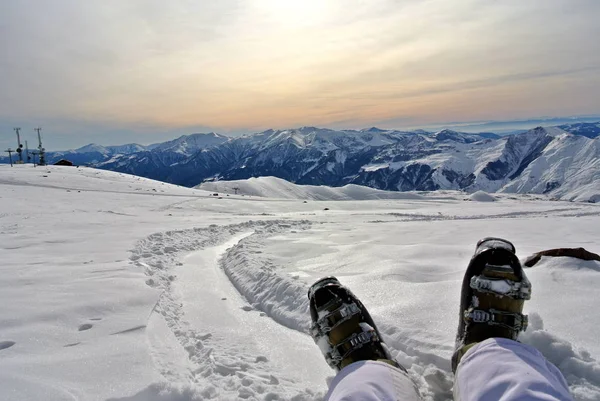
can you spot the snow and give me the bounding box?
[468,191,496,202]
[36,126,598,204]
[73,143,111,154]
[484,278,513,294]
[106,144,147,155]
[148,133,228,155]
[500,135,600,202]
[197,176,424,201]
[1,164,600,401]
[541,126,570,137]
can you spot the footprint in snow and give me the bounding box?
[197,333,212,340]
[78,323,93,331]
[0,341,15,351]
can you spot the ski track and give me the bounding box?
[129,218,600,401]
[367,207,600,223]
[130,220,326,401]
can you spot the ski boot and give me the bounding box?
[308,276,404,372]
[451,237,532,373]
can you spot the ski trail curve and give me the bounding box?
[129,220,330,400]
[178,233,330,391]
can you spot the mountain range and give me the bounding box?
[1,123,599,202]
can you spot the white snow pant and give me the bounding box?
[325,338,573,401]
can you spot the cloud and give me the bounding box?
[0,0,598,144]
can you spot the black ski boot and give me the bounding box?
[308,276,403,372]
[451,238,532,373]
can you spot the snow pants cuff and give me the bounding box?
[325,360,421,401]
[455,337,573,401]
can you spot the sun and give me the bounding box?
[257,0,332,28]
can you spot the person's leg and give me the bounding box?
[452,238,573,401]
[307,277,422,401]
[325,360,421,401]
[309,238,574,401]
[451,237,532,372]
[454,338,572,401]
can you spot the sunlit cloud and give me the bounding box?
[1,0,599,147]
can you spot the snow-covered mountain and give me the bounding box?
[146,132,228,154]
[72,143,113,154]
[558,122,600,138]
[2,125,598,202]
[97,126,599,202]
[99,127,497,187]
[97,133,230,182]
[106,143,147,154]
[0,133,227,166]
[0,142,148,166]
[501,133,600,202]
[37,143,147,165]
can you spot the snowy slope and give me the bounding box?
[1,165,600,401]
[98,126,600,202]
[197,176,424,200]
[51,144,148,166]
[195,126,600,203]
[147,133,228,155]
[0,134,228,167]
[6,126,598,203]
[98,127,496,189]
[68,143,147,155]
[106,144,148,154]
[73,144,112,155]
[501,134,600,202]
[559,122,600,138]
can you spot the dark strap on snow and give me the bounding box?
[464,308,528,333]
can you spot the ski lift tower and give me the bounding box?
[34,127,46,166]
[4,148,14,167]
[14,128,24,164]
[30,150,40,166]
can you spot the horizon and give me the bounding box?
[2,114,600,152]
[1,1,599,150]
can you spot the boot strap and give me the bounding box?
[327,329,381,368]
[464,307,528,333]
[310,302,361,338]
[470,275,531,300]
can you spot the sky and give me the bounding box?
[1,0,600,150]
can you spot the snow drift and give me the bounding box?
[468,191,497,202]
[197,176,424,200]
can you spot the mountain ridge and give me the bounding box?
[95,125,599,202]
[1,124,598,202]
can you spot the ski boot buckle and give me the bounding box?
[464,308,529,334]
